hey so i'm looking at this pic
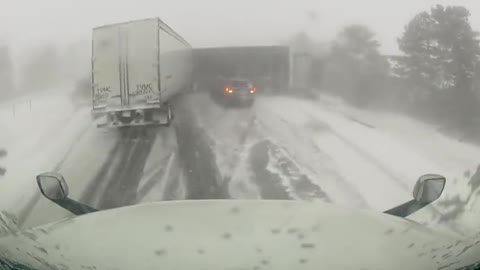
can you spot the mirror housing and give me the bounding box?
[36,172,98,216]
[384,174,446,218]
[37,172,69,200]
[413,174,446,204]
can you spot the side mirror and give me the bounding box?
[36,172,69,201]
[413,174,446,204]
[384,174,446,218]
[36,172,98,216]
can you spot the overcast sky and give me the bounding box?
[1,0,480,55]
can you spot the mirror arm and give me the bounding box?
[384,200,429,218]
[52,198,98,216]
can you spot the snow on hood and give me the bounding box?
[1,200,478,270]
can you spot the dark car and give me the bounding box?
[213,78,256,107]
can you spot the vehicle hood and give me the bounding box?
[0,200,479,270]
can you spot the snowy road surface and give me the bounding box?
[1,89,480,231]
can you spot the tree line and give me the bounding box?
[317,4,480,141]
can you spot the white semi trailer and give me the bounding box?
[92,18,193,127]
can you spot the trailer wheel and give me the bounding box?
[169,104,175,121]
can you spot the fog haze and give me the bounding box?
[2,0,480,55]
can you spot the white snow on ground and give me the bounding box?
[186,93,261,198]
[254,98,369,208]
[0,86,123,228]
[189,91,480,214]
[256,93,480,212]
[0,87,90,213]
[136,128,186,202]
[228,146,261,199]
[256,96,408,210]
[317,94,480,182]
[314,94,480,232]
[2,88,480,232]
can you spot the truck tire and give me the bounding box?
[164,103,173,126]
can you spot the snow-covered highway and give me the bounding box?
[1,89,480,232]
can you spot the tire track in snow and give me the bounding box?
[254,101,361,206]
[136,152,185,202]
[284,120,369,207]
[174,98,229,200]
[202,95,332,201]
[161,157,186,201]
[191,93,266,199]
[136,153,171,200]
[96,127,156,209]
[208,110,256,181]
[249,140,330,201]
[267,142,330,201]
[134,123,183,202]
[81,136,125,205]
[249,140,292,200]
[221,113,257,184]
[226,116,265,199]
[259,97,409,208]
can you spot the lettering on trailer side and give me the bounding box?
[94,85,112,101]
[134,83,155,100]
[135,83,154,96]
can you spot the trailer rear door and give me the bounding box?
[92,26,122,110]
[126,19,161,106]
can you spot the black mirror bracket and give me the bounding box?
[384,174,446,218]
[36,172,98,216]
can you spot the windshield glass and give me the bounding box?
[1,1,480,269]
[229,80,249,88]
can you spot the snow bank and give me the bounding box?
[0,86,92,222]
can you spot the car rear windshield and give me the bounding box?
[229,80,249,88]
